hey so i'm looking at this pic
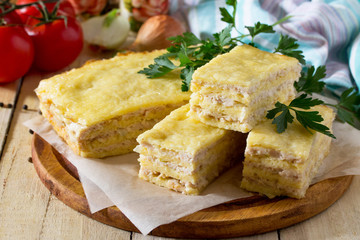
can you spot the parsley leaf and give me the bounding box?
[213,25,233,48]
[332,88,360,128]
[289,93,324,109]
[220,7,233,24]
[142,25,237,91]
[266,102,294,133]
[168,32,202,46]
[294,110,335,138]
[294,65,326,94]
[274,34,305,64]
[271,15,293,26]
[245,22,275,45]
[180,66,194,91]
[138,56,178,78]
[220,0,237,26]
[225,0,237,6]
[139,3,293,91]
[266,95,335,138]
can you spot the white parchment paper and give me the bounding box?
[24,117,360,235]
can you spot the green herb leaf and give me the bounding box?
[339,87,360,109]
[294,65,326,94]
[214,25,233,48]
[266,102,294,133]
[168,32,201,46]
[220,0,237,25]
[267,95,335,138]
[271,15,292,26]
[335,87,360,128]
[103,9,119,28]
[138,56,178,78]
[178,51,193,66]
[226,0,237,5]
[274,34,305,64]
[219,7,233,24]
[139,6,293,92]
[180,66,194,91]
[294,110,335,138]
[245,22,275,44]
[141,25,235,91]
[289,94,324,109]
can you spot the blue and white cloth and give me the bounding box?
[171,0,360,97]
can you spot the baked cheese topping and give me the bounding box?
[246,105,335,161]
[192,44,300,88]
[35,50,191,126]
[136,104,227,155]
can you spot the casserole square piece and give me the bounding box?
[189,44,301,132]
[240,105,335,199]
[35,50,190,158]
[134,104,247,195]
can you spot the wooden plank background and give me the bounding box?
[0,46,359,240]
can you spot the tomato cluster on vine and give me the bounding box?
[0,0,83,83]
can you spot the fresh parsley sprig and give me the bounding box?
[246,22,275,46]
[139,25,239,91]
[220,0,237,28]
[274,34,305,64]
[294,65,326,94]
[266,64,335,138]
[139,2,291,91]
[266,94,335,138]
[138,56,178,78]
[267,62,360,137]
[244,16,292,46]
[327,88,360,128]
[220,0,292,47]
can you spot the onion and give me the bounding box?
[81,11,130,49]
[130,15,186,51]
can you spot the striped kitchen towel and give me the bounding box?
[171,0,360,97]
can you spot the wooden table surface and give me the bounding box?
[0,47,359,240]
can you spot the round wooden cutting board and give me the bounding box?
[31,134,353,239]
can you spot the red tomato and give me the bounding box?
[0,26,34,83]
[16,0,76,24]
[0,7,23,24]
[25,16,83,72]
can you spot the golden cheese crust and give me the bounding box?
[189,44,301,133]
[241,105,335,199]
[36,50,191,126]
[191,44,301,88]
[135,105,247,195]
[246,105,335,161]
[35,50,191,158]
[136,104,228,155]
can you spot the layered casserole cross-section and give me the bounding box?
[135,105,247,195]
[189,44,301,133]
[35,50,191,158]
[241,105,335,199]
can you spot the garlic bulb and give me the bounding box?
[130,15,186,51]
[81,10,130,49]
